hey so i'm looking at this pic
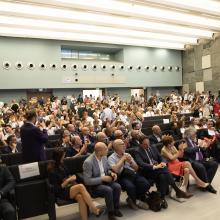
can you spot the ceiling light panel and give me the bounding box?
[0,26,185,50]
[26,0,220,30]
[0,1,213,38]
[0,16,198,44]
[141,0,220,17]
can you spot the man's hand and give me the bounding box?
[153,163,166,169]
[110,172,117,181]
[160,162,167,168]
[101,176,112,183]
[80,144,87,154]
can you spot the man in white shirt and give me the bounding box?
[108,139,150,210]
[83,142,122,220]
[100,103,114,122]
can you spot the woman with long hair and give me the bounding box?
[48,148,103,220]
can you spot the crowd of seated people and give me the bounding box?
[0,90,220,220]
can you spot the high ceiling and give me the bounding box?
[1,0,220,50]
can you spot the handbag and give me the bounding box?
[146,191,162,212]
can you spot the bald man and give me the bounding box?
[149,125,162,145]
[83,142,122,220]
[108,139,150,210]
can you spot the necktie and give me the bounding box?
[192,140,203,161]
[146,148,157,165]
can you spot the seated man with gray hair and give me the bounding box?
[108,139,150,210]
[183,127,218,193]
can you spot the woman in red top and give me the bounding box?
[161,136,209,192]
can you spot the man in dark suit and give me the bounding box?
[0,164,16,220]
[80,127,95,153]
[1,134,22,154]
[183,127,218,193]
[20,110,48,163]
[134,135,193,208]
[149,125,162,145]
[129,130,141,148]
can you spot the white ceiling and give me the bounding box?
[1,0,220,50]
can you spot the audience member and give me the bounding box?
[20,110,48,163]
[83,142,122,220]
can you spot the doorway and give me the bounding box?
[131,88,144,98]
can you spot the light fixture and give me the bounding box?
[161,66,165,71]
[15,62,23,70]
[0,16,199,44]
[92,64,97,70]
[152,65,157,71]
[3,61,11,70]
[145,0,220,17]
[27,62,35,70]
[119,65,124,70]
[175,66,180,71]
[0,2,213,38]
[145,66,150,71]
[111,65,116,70]
[50,63,57,69]
[39,63,46,69]
[137,66,141,71]
[0,27,185,50]
[72,64,78,70]
[128,66,133,70]
[44,0,220,30]
[82,64,88,70]
[168,66,173,71]
[101,64,107,70]
[61,64,67,70]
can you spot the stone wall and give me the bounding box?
[182,37,220,95]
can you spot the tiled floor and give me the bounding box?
[26,165,220,220]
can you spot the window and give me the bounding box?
[61,48,111,61]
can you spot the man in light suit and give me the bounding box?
[83,142,122,220]
[20,110,48,163]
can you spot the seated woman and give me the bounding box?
[48,148,103,220]
[161,136,209,192]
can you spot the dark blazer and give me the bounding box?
[149,134,161,145]
[1,143,22,154]
[20,122,48,163]
[134,146,164,172]
[184,138,205,162]
[129,139,140,148]
[0,166,15,198]
[65,146,79,158]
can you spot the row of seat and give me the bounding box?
[7,148,137,220]
[1,148,63,166]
